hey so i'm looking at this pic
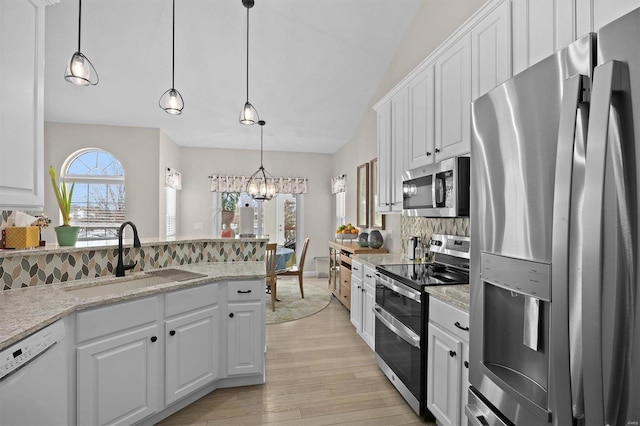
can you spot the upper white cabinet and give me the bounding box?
[0,0,52,210]
[375,94,405,214]
[577,0,640,37]
[471,0,512,100]
[408,66,436,169]
[434,35,472,162]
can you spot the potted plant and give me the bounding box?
[49,165,79,246]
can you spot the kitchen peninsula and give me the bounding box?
[0,237,268,425]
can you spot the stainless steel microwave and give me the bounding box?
[402,156,470,217]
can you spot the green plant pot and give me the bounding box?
[55,226,80,246]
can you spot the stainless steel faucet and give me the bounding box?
[115,221,141,277]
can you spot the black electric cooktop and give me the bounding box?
[376,262,469,289]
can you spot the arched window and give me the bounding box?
[61,149,125,241]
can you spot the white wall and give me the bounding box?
[179,147,333,269]
[332,0,486,254]
[43,122,161,242]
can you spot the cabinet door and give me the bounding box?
[77,324,161,426]
[376,101,392,212]
[361,277,376,350]
[577,0,640,36]
[427,323,462,426]
[165,305,220,405]
[350,275,363,331]
[0,0,45,209]
[391,87,409,212]
[471,0,512,100]
[435,35,472,161]
[408,66,436,169]
[512,0,575,74]
[227,301,264,376]
[461,342,470,426]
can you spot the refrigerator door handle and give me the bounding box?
[582,59,635,426]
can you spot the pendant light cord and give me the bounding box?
[77,0,82,52]
[260,123,264,167]
[246,6,250,103]
[172,0,176,89]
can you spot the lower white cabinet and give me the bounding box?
[350,261,376,350]
[227,280,265,376]
[426,296,470,426]
[75,279,264,426]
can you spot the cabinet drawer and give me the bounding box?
[363,265,377,286]
[76,296,159,343]
[165,282,219,317]
[351,260,364,280]
[227,280,263,302]
[429,296,470,341]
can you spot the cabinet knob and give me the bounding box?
[426,152,432,156]
[449,350,456,358]
[435,148,441,153]
[169,330,176,336]
[150,336,158,343]
[366,274,372,278]
[464,361,469,369]
[229,313,234,318]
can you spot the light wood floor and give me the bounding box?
[158,278,434,426]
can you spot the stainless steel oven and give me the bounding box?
[402,156,470,217]
[375,234,470,418]
[373,273,424,415]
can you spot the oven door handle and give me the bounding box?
[377,278,421,302]
[374,305,420,348]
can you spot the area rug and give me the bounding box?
[266,279,331,324]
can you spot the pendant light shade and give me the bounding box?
[247,121,277,201]
[65,0,98,86]
[239,0,258,125]
[159,0,184,115]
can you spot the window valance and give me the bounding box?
[165,168,182,190]
[331,174,346,194]
[209,175,308,194]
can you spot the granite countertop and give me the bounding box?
[351,253,470,312]
[0,261,266,350]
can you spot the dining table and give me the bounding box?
[275,246,296,272]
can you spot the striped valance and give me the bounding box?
[209,175,308,194]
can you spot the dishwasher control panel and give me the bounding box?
[0,320,65,381]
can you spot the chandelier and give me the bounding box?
[246,120,277,200]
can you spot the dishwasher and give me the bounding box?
[0,319,70,425]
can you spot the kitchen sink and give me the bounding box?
[63,269,208,299]
[63,275,174,298]
[144,268,208,281]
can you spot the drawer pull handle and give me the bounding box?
[455,321,469,331]
[449,350,456,358]
[237,289,252,294]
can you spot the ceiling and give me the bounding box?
[44,0,421,154]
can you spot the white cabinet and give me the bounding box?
[165,284,220,405]
[471,0,512,100]
[434,34,472,161]
[350,261,376,350]
[512,0,575,75]
[376,101,393,213]
[577,0,640,36]
[0,0,50,210]
[226,280,265,376]
[76,297,161,426]
[408,66,436,169]
[426,297,470,426]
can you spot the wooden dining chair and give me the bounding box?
[277,238,310,298]
[265,243,278,311]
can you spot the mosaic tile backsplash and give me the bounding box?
[401,217,470,255]
[0,240,266,290]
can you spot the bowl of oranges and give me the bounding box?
[335,224,359,241]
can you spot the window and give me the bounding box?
[166,187,176,236]
[62,149,125,241]
[335,191,345,229]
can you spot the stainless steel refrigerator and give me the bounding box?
[468,8,640,426]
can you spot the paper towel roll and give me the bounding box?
[239,206,255,237]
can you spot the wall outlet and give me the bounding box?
[194,223,203,230]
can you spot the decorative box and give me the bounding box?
[2,226,40,249]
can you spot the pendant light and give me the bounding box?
[239,0,259,125]
[247,121,277,201]
[65,0,98,86]
[159,0,184,115]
